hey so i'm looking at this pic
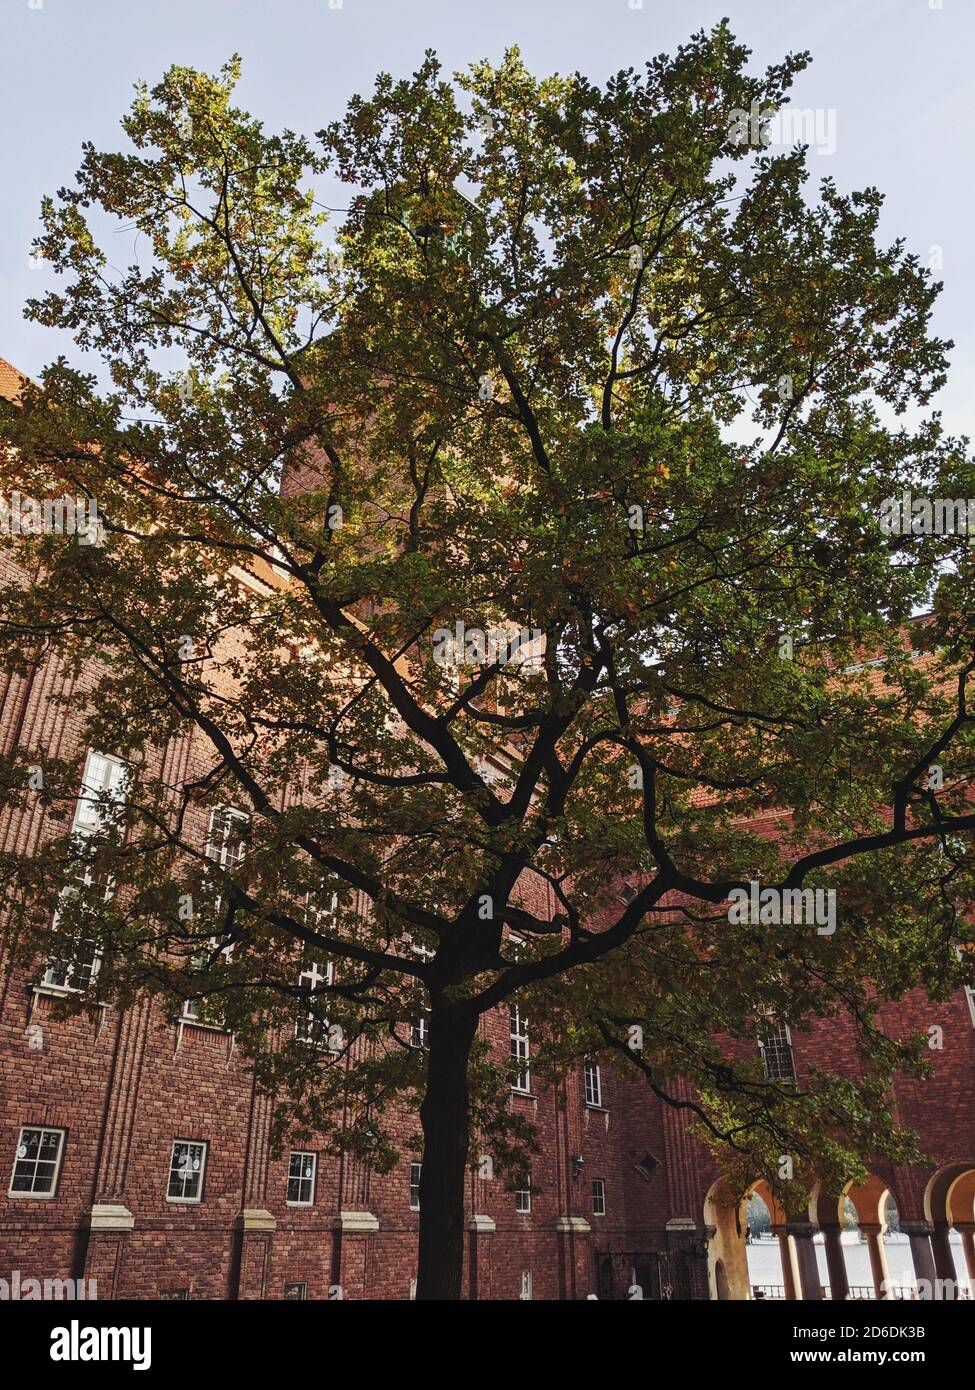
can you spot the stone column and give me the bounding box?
[234,1209,275,1299]
[333,1210,379,1300]
[467,1214,495,1300]
[861,1223,890,1300]
[902,1220,938,1299]
[954,1223,975,1297]
[788,1221,825,1299]
[555,1215,593,1299]
[233,1073,277,1299]
[773,1224,800,1300]
[821,1225,850,1300]
[930,1223,958,1300]
[82,1204,135,1300]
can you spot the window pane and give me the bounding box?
[11,1163,35,1191]
[9,1127,63,1195]
[287,1151,315,1204]
[168,1141,205,1201]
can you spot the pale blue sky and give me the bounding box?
[2,0,973,438]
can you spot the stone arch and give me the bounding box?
[749,1177,789,1226]
[704,1176,751,1301]
[924,1162,975,1297]
[924,1161,975,1227]
[810,1181,842,1230]
[843,1173,893,1229]
[704,1176,788,1301]
[810,1175,901,1300]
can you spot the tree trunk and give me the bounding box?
[415,1008,479,1300]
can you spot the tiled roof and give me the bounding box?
[0,357,26,403]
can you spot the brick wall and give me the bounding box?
[1,533,973,1300]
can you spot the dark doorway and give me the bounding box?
[595,1250,662,1300]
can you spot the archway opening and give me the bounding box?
[704,1176,753,1300]
[828,1180,907,1298]
[743,1187,783,1298]
[924,1163,975,1298]
[705,1177,793,1299]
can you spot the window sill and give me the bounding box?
[584,1103,608,1113]
[32,983,105,1005]
[165,1197,203,1206]
[7,1189,58,1200]
[178,1016,232,1035]
[510,1088,535,1099]
[33,982,81,999]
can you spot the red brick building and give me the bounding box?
[2,355,974,1301]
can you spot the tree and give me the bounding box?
[2,23,974,1300]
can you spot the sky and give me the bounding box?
[2,0,974,439]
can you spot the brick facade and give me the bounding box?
[2,696,972,1299]
[2,357,974,1301]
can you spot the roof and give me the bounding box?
[0,357,27,403]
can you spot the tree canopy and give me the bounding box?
[2,22,974,1296]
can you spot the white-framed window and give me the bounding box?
[204,806,248,873]
[409,1162,422,1211]
[295,957,333,1043]
[505,930,527,963]
[41,750,129,993]
[406,936,433,1050]
[758,1019,797,1082]
[167,1140,207,1203]
[477,756,501,785]
[287,1151,317,1206]
[410,1010,430,1050]
[583,1059,603,1108]
[305,888,338,933]
[406,935,436,962]
[283,1282,307,1300]
[181,994,219,1026]
[73,749,130,835]
[181,949,234,1027]
[180,808,247,1027]
[519,1270,533,1301]
[514,1179,531,1214]
[592,1178,606,1216]
[42,894,104,993]
[509,1003,530,1092]
[8,1125,66,1198]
